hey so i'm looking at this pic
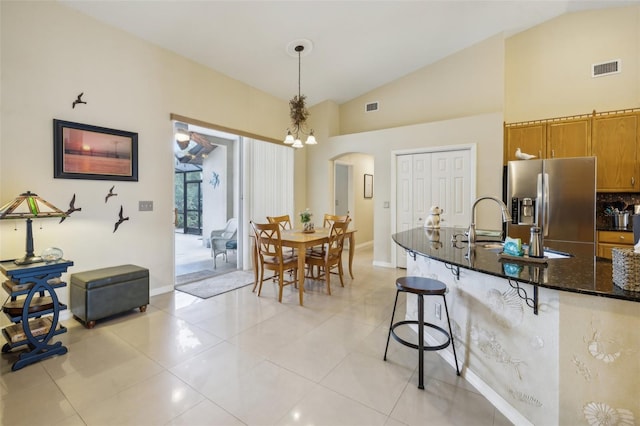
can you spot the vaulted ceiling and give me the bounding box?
[60,1,638,106]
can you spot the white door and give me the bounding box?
[334,163,350,216]
[431,150,471,228]
[395,148,472,268]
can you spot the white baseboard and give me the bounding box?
[354,240,373,250]
[152,285,174,296]
[372,260,394,268]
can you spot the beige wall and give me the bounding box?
[0,2,288,298]
[505,5,640,122]
[313,35,506,265]
[339,34,505,135]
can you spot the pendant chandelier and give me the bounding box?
[284,43,317,149]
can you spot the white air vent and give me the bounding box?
[365,101,379,112]
[592,59,621,77]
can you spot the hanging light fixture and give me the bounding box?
[284,42,317,148]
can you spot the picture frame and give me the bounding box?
[53,119,138,181]
[364,173,373,198]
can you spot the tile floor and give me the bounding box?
[0,246,512,426]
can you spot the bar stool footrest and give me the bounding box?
[390,320,451,352]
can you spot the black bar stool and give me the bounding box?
[384,276,460,389]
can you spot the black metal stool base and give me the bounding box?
[390,320,451,352]
[384,277,461,390]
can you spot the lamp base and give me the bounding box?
[14,255,44,266]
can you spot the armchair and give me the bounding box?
[210,218,238,268]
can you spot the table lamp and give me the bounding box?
[0,191,66,265]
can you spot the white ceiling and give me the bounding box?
[59,0,638,106]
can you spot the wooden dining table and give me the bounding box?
[252,226,356,306]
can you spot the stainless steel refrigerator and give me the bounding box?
[506,157,596,248]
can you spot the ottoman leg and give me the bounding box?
[139,305,147,312]
[86,320,96,329]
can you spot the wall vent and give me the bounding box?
[592,59,621,77]
[365,101,379,112]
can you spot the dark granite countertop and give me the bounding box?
[392,227,640,303]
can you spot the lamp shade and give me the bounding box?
[0,191,66,265]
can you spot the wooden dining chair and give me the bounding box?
[304,219,350,295]
[323,214,349,227]
[309,213,350,261]
[267,215,292,231]
[267,214,295,255]
[250,221,299,303]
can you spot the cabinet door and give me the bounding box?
[547,118,591,158]
[593,113,638,192]
[504,123,545,164]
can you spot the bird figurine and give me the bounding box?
[113,205,129,233]
[105,185,117,203]
[60,193,82,223]
[72,92,87,108]
[515,147,537,160]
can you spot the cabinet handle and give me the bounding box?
[620,235,626,241]
[632,177,636,186]
[538,150,542,158]
[551,149,555,158]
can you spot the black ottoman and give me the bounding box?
[70,264,149,328]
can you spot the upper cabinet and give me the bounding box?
[505,108,639,192]
[547,117,591,159]
[504,122,545,164]
[592,111,639,192]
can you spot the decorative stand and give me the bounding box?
[1,259,73,371]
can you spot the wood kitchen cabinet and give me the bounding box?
[597,230,634,259]
[546,117,591,158]
[504,122,546,164]
[592,111,639,192]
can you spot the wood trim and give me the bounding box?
[505,107,640,127]
[170,113,283,145]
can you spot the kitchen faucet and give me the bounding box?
[467,196,512,247]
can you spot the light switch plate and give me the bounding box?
[139,201,153,211]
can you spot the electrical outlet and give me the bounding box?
[139,201,153,211]
[435,303,442,320]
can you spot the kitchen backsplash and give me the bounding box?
[596,193,640,229]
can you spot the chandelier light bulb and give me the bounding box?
[306,130,317,145]
[292,139,303,149]
[284,130,294,144]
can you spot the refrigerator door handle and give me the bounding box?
[542,172,550,237]
[536,173,544,235]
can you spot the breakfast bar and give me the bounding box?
[392,227,640,426]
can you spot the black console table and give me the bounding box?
[1,259,73,371]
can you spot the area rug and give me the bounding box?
[176,270,255,299]
[175,269,218,286]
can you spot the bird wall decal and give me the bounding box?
[515,147,537,160]
[105,185,117,203]
[59,193,82,223]
[72,92,87,108]
[113,205,129,233]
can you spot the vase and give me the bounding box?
[303,222,314,232]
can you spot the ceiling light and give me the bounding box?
[284,42,317,148]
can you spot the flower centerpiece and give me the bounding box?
[300,208,314,232]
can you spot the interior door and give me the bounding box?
[431,150,471,228]
[334,163,350,216]
[395,147,472,268]
[396,155,413,268]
